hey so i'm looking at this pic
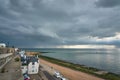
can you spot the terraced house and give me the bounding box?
[20,51,39,74]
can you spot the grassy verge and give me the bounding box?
[39,55,120,80]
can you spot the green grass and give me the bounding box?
[39,55,120,80]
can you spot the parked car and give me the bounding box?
[54,71,61,78]
[23,73,30,80]
[24,78,30,80]
[61,77,67,80]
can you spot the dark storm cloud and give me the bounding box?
[95,0,120,8]
[0,28,61,48]
[0,0,120,48]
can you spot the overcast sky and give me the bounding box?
[0,0,120,48]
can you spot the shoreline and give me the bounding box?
[39,55,120,80]
[23,50,120,80]
[39,57,104,80]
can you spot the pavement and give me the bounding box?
[39,63,59,80]
[29,64,58,80]
[0,55,23,80]
[29,74,42,80]
[0,55,60,80]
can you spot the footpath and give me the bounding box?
[0,55,23,80]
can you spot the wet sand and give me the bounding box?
[40,58,104,80]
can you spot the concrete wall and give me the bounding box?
[0,54,13,69]
[0,48,15,54]
[0,48,15,69]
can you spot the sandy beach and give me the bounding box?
[40,58,104,80]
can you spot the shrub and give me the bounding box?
[14,57,20,62]
[1,67,5,73]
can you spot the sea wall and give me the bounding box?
[0,48,15,69]
[0,48,15,54]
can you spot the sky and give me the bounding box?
[0,0,120,48]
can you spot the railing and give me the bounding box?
[0,53,13,69]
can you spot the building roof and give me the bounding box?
[19,50,25,55]
[27,56,38,64]
[21,55,38,66]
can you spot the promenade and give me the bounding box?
[0,55,23,80]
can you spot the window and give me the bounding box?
[32,66,34,68]
[32,70,34,72]
[21,67,24,69]
[32,62,35,65]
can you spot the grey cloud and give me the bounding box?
[0,0,120,48]
[95,0,120,8]
[0,28,62,48]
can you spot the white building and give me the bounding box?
[21,66,28,74]
[0,43,6,48]
[15,48,18,52]
[27,57,39,74]
[19,50,25,57]
[20,56,39,74]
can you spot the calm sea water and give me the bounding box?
[22,48,120,74]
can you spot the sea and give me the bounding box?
[21,48,120,74]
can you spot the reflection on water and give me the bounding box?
[23,48,120,74]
